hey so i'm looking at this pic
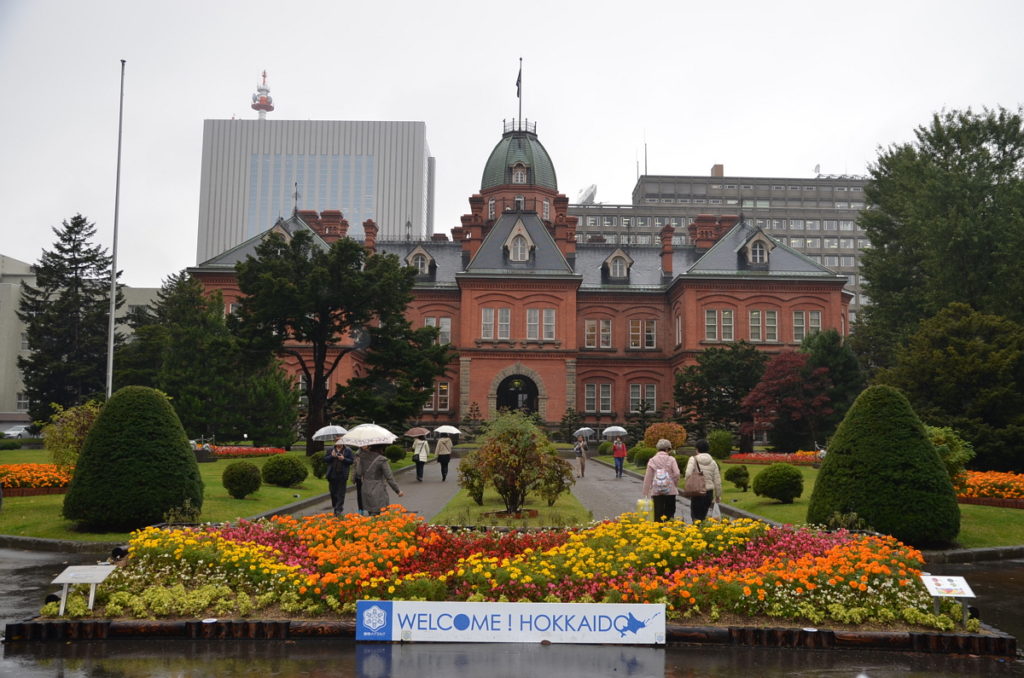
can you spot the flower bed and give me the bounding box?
[956,470,1024,509]
[0,463,73,489]
[728,451,820,466]
[211,446,286,459]
[50,508,969,632]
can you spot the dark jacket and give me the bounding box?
[324,446,354,481]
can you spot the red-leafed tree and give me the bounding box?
[741,351,833,452]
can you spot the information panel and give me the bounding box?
[355,601,665,645]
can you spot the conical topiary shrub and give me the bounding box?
[806,385,959,547]
[63,386,204,531]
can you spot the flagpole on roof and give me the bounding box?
[516,57,522,125]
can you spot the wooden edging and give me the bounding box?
[3,618,1015,657]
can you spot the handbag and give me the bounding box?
[681,463,706,498]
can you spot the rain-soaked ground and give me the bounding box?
[2,549,1023,677]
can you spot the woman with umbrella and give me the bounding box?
[573,427,594,479]
[433,425,459,481]
[345,425,404,516]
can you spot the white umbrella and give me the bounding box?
[434,425,462,435]
[572,427,595,438]
[312,424,348,441]
[602,425,627,437]
[340,423,397,447]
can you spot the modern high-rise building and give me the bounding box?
[196,75,435,264]
[569,166,870,321]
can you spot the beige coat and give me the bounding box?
[684,453,723,501]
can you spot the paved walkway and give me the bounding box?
[291,456,698,523]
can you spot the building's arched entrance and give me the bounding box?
[496,375,538,413]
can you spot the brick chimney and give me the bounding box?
[660,224,674,278]
[319,210,343,244]
[363,220,378,253]
[710,164,724,177]
[688,214,740,250]
[297,209,321,233]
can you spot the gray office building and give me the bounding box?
[569,166,870,321]
[196,119,435,264]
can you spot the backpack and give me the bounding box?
[652,468,673,495]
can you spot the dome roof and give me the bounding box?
[481,121,557,191]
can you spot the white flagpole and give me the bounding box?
[106,59,126,399]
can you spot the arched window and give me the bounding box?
[510,235,529,262]
[412,253,428,274]
[751,241,767,264]
[512,165,527,184]
[610,256,627,278]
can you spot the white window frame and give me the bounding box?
[543,308,555,340]
[481,308,494,339]
[527,308,539,340]
[497,308,511,340]
[599,383,612,413]
[751,241,766,264]
[510,235,529,261]
[629,319,656,349]
[584,319,597,348]
[599,319,612,348]
[584,384,597,413]
[705,310,718,341]
[629,383,656,414]
[610,257,627,278]
[412,253,428,274]
[749,310,762,342]
[793,311,806,342]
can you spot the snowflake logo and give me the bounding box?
[362,604,387,632]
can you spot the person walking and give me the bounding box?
[412,434,430,482]
[685,439,722,522]
[435,433,453,481]
[323,440,355,516]
[354,443,404,516]
[573,435,588,478]
[612,435,628,478]
[642,439,681,521]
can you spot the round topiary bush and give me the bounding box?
[632,446,657,467]
[384,444,406,463]
[261,455,309,488]
[222,461,262,499]
[707,430,734,459]
[806,385,960,548]
[752,463,804,504]
[597,441,613,456]
[62,386,203,531]
[307,453,328,480]
[724,464,750,492]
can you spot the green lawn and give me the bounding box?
[431,486,592,527]
[0,448,331,542]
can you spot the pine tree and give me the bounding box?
[17,214,123,424]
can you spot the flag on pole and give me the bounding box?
[516,65,522,99]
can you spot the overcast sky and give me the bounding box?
[2,0,1022,288]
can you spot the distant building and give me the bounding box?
[0,253,157,429]
[196,74,435,264]
[194,121,851,427]
[569,166,870,322]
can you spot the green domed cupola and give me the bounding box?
[480,120,558,191]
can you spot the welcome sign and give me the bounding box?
[356,601,665,644]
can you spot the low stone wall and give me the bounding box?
[1,487,67,497]
[4,618,1015,657]
[958,496,1024,510]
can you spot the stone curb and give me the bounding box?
[4,618,1015,657]
[0,534,121,554]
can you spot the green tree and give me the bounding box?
[740,351,833,453]
[876,303,1024,471]
[17,214,124,423]
[331,312,453,435]
[557,407,583,444]
[855,107,1024,369]
[115,271,298,445]
[233,233,450,453]
[801,329,865,439]
[63,386,203,531]
[674,342,767,447]
[41,400,103,468]
[806,385,960,548]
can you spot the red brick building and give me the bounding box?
[193,120,851,428]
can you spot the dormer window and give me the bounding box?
[510,235,529,262]
[751,241,766,264]
[610,256,628,278]
[512,164,527,184]
[412,253,428,274]
[405,246,435,277]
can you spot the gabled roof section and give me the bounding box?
[195,213,327,269]
[687,220,843,279]
[462,211,575,277]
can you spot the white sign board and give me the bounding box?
[51,564,116,615]
[356,601,665,645]
[920,575,975,598]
